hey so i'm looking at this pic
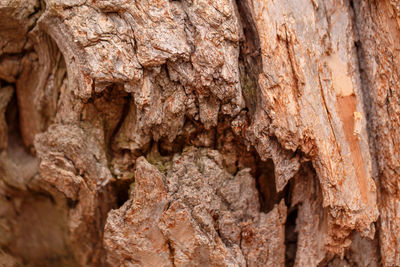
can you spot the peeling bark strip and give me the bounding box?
[0,0,399,266]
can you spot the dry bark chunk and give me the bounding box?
[104,148,288,266]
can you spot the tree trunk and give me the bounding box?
[0,0,399,266]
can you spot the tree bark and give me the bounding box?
[0,0,399,266]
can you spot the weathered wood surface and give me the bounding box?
[0,0,399,266]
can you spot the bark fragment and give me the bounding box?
[1,0,399,266]
[104,148,287,266]
[353,0,400,265]
[243,0,378,256]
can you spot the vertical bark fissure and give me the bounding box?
[349,2,383,262]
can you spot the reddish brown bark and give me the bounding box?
[0,0,399,266]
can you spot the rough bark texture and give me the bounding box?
[0,0,399,266]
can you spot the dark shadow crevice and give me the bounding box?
[285,206,298,267]
[113,178,133,208]
[255,157,285,214]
